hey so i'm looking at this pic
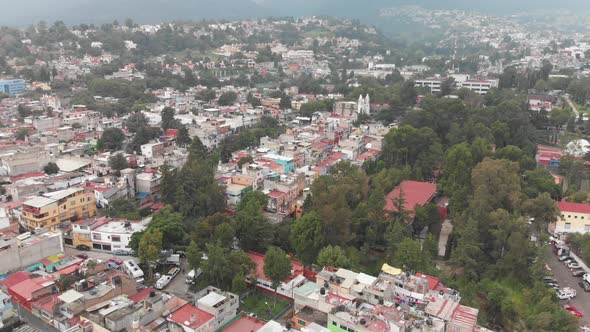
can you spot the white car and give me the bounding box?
[567,261,580,270]
[584,274,590,283]
[557,287,576,300]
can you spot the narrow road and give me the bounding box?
[545,246,590,327]
[564,95,580,119]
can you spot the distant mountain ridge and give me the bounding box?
[1,0,589,27]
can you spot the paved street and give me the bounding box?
[545,246,590,326]
[564,95,581,119]
[65,246,140,264]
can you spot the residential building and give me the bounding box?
[458,79,498,95]
[0,232,64,274]
[554,201,590,234]
[415,79,442,94]
[247,252,307,299]
[0,79,25,96]
[71,216,151,252]
[195,286,239,328]
[135,171,162,198]
[167,302,215,332]
[333,101,357,117]
[0,145,50,176]
[21,187,97,231]
[384,180,437,222]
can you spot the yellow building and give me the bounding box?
[553,201,590,234]
[21,187,97,231]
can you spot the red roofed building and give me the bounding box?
[384,181,437,222]
[246,252,307,299]
[218,313,266,332]
[167,303,214,332]
[553,201,590,234]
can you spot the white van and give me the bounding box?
[185,268,202,284]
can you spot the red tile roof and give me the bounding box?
[168,303,214,330]
[130,287,155,303]
[31,293,62,312]
[268,190,285,199]
[384,181,437,218]
[10,172,45,183]
[558,201,590,214]
[0,271,30,288]
[10,276,56,301]
[247,252,304,282]
[221,314,266,332]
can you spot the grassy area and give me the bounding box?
[240,292,290,321]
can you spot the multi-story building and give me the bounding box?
[0,232,64,274]
[0,79,25,96]
[458,79,498,95]
[553,201,590,234]
[135,172,162,198]
[0,145,50,176]
[71,216,151,252]
[195,286,239,328]
[415,79,442,94]
[21,187,97,231]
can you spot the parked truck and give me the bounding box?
[155,275,173,290]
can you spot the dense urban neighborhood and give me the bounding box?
[2,4,590,332]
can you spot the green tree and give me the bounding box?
[290,211,325,266]
[145,206,186,248]
[279,93,292,109]
[176,124,192,147]
[138,228,163,281]
[237,156,254,169]
[317,245,350,268]
[43,162,60,175]
[15,128,30,141]
[393,238,424,271]
[186,240,202,271]
[235,197,273,252]
[218,91,238,106]
[108,153,128,175]
[98,128,126,151]
[161,107,176,131]
[263,246,291,305]
[160,164,177,204]
[126,112,148,133]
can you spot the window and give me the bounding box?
[585,225,590,233]
[565,223,572,230]
[70,201,75,206]
[93,243,101,250]
[575,216,578,219]
[93,233,102,240]
[112,235,121,242]
[82,205,88,211]
[298,320,306,326]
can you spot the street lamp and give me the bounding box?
[264,301,272,318]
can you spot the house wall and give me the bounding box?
[0,233,64,275]
[22,191,96,231]
[555,211,590,234]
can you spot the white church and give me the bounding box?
[358,94,371,115]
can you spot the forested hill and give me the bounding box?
[2,0,590,27]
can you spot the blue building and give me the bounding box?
[0,79,25,96]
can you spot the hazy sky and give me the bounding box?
[1,0,590,27]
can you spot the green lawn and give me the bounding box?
[240,292,290,321]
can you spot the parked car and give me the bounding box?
[584,274,590,283]
[543,276,557,283]
[76,253,88,260]
[557,287,576,300]
[567,262,581,270]
[573,269,586,277]
[113,250,130,256]
[579,281,590,292]
[563,257,576,264]
[564,305,584,318]
[108,257,123,265]
[545,282,559,290]
[559,255,571,262]
[76,245,90,251]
